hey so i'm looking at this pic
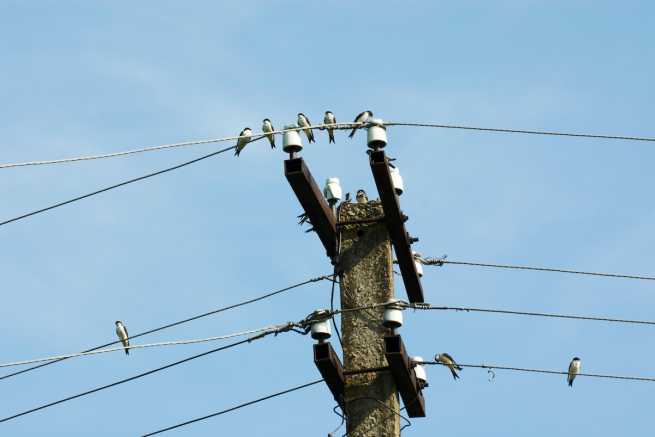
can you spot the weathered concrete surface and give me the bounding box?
[339,201,400,437]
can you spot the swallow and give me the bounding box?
[435,353,462,380]
[348,110,373,138]
[234,127,253,156]
[115,321,130,355]
[297,113,315,143]
[356,189,368,204]
[567,357,581,387]
[324,111,336,144]
[262,119,275,149]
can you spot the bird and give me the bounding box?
[262,119,275,149]
[234,127,253,156]
[435,353,462,380]
[115,321,130,355]
[297,113,315,143]
[348,110,373,138]
[567,357,581,387]
[356,189,368,204]
[324,111,336,143]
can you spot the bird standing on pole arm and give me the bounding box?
[262,119,275,149]
[324,111,336,143]
[115,321,130,355]
[297,113,315,143]
[348,110,373,138]
[356,189,368,204]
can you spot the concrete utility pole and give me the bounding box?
[338,200,400,437]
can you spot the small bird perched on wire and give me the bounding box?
[115,321,130,355]
[567,357,581,387]
[435,353,462,380]
[297,113,315,143]
[323,111,337,144]
[348,110,373,138]
[356,189,368,204]
[234,127,252,156]
[262,119,275,149]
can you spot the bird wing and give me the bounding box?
[441,353,455,364]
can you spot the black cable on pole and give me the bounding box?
[0,144,236,228]
[0,336,271,423]
[0,274,330,382]
[141,379,324,436]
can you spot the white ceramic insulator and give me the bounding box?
[310,319,332,341]
[324,177,343,202]
[367,118,388,149]
[389,165,404,195]
[283,125,303,153]
[412,356,428,386]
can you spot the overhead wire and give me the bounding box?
[0,143,237,227]
[385,122,655,142]
[2,120,653,170]
[0,274,331,382]
[1,337,262,423]
[423,360,655,383]
[141,379,324,436]
[421,256,655,281]
[409,303,655,326]
[0,319,311,423]
[0,325,283,369]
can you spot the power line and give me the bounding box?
[387,122,655,142]
[423,360,655,383]
[0,274,331,382]
[1,337,254,423]
[0,123,349,169]
[411,304,655,326]
[0,325,282,369]
[3,120,653,170]
[0,144,236,228]
[0,323,306,424]
[141,379,324,436]
[422,257,655,281]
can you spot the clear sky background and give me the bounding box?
[1,1,654,436]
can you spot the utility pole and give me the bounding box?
[338,200,400,437]
[284,120,426,436]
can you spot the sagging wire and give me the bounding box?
[420,254,655,282]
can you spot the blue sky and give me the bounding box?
[1,1,654,435]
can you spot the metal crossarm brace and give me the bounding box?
[285,157,337,259]
[384,334,426,417]
[313,342,345,409]
[369,150,425,303]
